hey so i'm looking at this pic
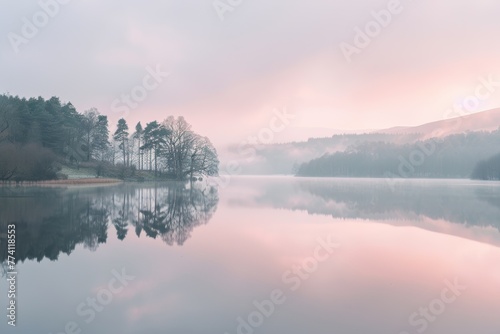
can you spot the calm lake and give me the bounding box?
[1,176,500,334]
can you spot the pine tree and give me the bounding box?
[92,115,110,160]
[134,122,143,170]
[114,118,129,166]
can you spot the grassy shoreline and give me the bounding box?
[0,178,123,186]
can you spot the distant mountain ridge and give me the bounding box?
[223,108,500,175]
[375,108,500,139]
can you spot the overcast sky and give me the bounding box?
[1,0,500,148]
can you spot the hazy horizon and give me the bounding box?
[2,0,500,148]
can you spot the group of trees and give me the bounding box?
[0,94,85,180]
[297,130,500,179]
[0,143,57,181]
[111,116,219,180]
[0,94,219,181]
[472,153,500,180]
[227,132,422,175]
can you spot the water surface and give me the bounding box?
[1,177,499,334]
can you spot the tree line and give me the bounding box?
[472,153,500,180]
[296,129,500,179]
[0,94,219,181]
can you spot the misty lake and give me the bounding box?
[1,176,500,334]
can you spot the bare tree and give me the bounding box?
[81,108,99,161]
[162,116,218,180]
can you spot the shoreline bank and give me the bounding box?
[0,178,123,186]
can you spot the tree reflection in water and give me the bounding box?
[0,182,219,264]
[133,185,219,245]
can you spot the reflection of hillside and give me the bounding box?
[0,183,219,264]
[231,178,500,229]
[296,180,500,228]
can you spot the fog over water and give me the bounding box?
[1,177,499,334]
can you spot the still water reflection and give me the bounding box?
[0,183,219,263]
[0,177,499,334]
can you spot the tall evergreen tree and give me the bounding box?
[133,122,143,170]
[92,115,110,160]
[114,118,129,166]
[141,121,168,175]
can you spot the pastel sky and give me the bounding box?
[1,0,500,148]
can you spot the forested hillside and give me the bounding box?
[472,153,500,180]
[226,133,421,175]
[0,94,218,181]
[297,130,500,179]
[226,108,500,175]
